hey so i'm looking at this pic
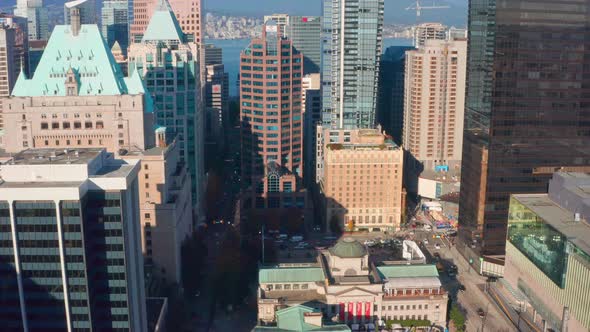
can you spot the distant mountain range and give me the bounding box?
[2,0,467,28]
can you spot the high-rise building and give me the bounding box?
[14,0,48,41]
[412,23,446,48]
[302,73,321,187]
[204,63,229,157]
[285,16,322,74]
[318,127,404,232]
[321,0,384,129]
[130,0,202,43]
[458,0,590,267]
[377,46,414,145]
[403,35,467,172]
[101,0,129,56]
[0,14,28,130]
[204,43,222,65]
[239,22,306,213]
[120,129,194,284]
[0,148,147,331]
[264,13,289,35]
[27,39,46,76]
[128,3,204,214]
[64,0,97,25]
[505,172,590,331]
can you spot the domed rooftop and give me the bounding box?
[328,237,367,258]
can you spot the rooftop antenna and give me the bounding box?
[406,0,450,18]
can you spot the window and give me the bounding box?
[52,122,59,129]
[41,122,48,129]
[284,284,291,290]
[96,121,104,129]
[74,122,81,129]
[268,174,279,193]
[145,213,151,219]
[85,122,92,129]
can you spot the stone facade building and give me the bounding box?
[257,238,448,328]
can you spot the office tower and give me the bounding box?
[120,129,194,284]
[204,63,229,157]
[128,3,204,213]
[14,0,48,41]
[505,172,590,331]
[264,13,289,35]
[412,23,446,48]
[204,43,222,65]
[318,127,404,232]
[130,0,202,43]
[302,73,321,187]
[0,148,147,331]
[403,35,467,172]
[458,0,590,268]
[285,16,322,75]
[321,0,384,129]
[64,0,97,25]
[239,22,306,212]
[377,46,414,145]
[101,0,129,56]
[0,15,28,130]
[27,39,46,76]
[2,17,154,154]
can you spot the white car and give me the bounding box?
[435,243,441,250]
[423,239,429,245]
[364,240,376,247]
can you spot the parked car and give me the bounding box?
[447,270,456,277]
[290,235,303,242]
[364,240,376,247]
[423,239,429,245]
[458,284,466,291]
[434,243,441,250]
[477,308,486,318]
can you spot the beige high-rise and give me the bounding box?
[403,35,467,171]
[130,0,202,43]
[319,127,404,232]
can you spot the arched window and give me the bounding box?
[268,174,279,193]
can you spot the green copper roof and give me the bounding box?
[252,305,351,332]
[12,24,134,97]
[376,264,439,279]
[259,267,325,283]
[141,1,184,43]
[328,238,367,258]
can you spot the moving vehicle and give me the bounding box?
[458,284,466,291]
[477,308,486,318]
[423,239,429,245]
[290,235,303,242]
[423,224,432,231]
[436,262,445,272]
[434,243,441,250]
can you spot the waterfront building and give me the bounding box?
[317,127,403,232]
[130,0,202,43]
[264,13,289,35]
[64,0,97,25]
[412,23,446,48]
[504,172,590,331]
[402,35,467,172]
[128,3,204,213]
[321,0,384,130]
[377,46,414,145]
[285,16,322,74]
[0,148,147,331]
[458,0,590,268]
[239,22,306,213]
[14,0,48,41]
[101,0,129,56]
[204,43,222,65]
[257,238,448,328]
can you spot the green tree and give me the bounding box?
[181,232,207,297]
[450,303,466,331]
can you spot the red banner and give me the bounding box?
[365,302,371,319]
[339,303,345,321]
[347,302,353,321]
[357,302,362,320]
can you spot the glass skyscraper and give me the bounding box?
[285,16,322,75]
[101,0,129,56]
[321,0,384,129]
[458,0,590,265]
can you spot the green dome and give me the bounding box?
[328,237,367,258]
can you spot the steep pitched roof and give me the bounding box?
[11,24,132,97]
[141,0,184,43]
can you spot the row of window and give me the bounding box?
[40,121,108,130]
